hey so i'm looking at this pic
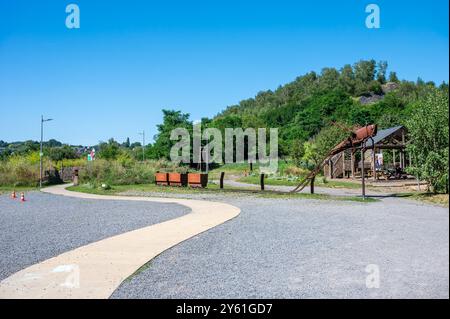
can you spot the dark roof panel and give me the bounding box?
[365,125,404,147]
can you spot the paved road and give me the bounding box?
[1,189,448,298]
[0,192,190,282]
[112,193,449,299]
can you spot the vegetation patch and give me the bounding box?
[237,175,361,189]
[68,183,379,203]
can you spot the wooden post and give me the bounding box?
[310,176,315,194]
[329,159,334,179]
[372,148,377,181]
[393,149,396,166]
[401,130,406,169]
[351,150,355,178]
[402,151,406,169]
[342,151,346,179]
[219,172,225,189]
[250,162,253,172]
[260,174,265,191]
[361,146,366,200]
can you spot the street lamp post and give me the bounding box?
[138,130,145,162]
[40,115,53,188]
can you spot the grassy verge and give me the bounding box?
[237,175,362,189]
[208,162,294,179]
[411,193,449,207]
[67,183,378,203]
[0,186,39,194]
[67,182,257,195]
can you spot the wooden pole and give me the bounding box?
[260,174,265,191]
[329,159,334,179]
[393,149,396,166]
[351,150,355,178]
[372,148,377,181]
[310,176,315,194]
[220,172,225,189]
[361,145,366,200]
[342,152,346,179]
[401,130,406,169]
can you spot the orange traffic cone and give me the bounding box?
[20,192,25,202]
[11,190,17,199]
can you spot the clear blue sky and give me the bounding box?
[0,0,448,145]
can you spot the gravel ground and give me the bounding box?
[222,180,384,197]
[0,192,190,281]
[112,194,449,299]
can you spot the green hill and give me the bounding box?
[209,59,447,156]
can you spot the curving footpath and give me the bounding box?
[0,184,240,299]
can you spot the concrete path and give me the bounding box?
[0,184,240,299]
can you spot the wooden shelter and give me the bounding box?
[323,125,408,180]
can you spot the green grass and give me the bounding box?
[237,175,362,189]
[0,186,38,194]
[208,161,294,179]
[67,183,378,203]
[408,193,449,207]
[67,182,257,195]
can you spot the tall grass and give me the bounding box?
[0,152,183,187]
[78,159,180,186]
[0,152,49,186]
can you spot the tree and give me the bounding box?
[338,64,356,94]
[47,145,78,161]
[406,88,449,193]
[130,142,142,149]
[388,71,399,83]
[290,139,305,167]
[98,138,120,160]
[376,61,388,84]
[123,137,130,148]
[302,123,352,170]
[46,139,62,147]
[152,109,192,159]
[319,67,340,92]
[354,59,377,95]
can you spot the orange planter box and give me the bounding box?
[168,173,188,187]
[155,172,169,186]
[188,173,208,188]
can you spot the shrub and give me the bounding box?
[283,165,308,177]
[78,159,181,186]
[406,88,449,193]
[0,152,51,186]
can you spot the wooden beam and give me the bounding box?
[342,151,346,178]
[375,145,406,150]
[329,158,334,179]
[401,131,406,169]
[351,150,355,178]
[372,148,377,181]
[361,147,366,199]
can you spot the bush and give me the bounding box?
[406,88,449,193]
[0,152,50,186]
[78,159,180,186]
[283,165,308,177]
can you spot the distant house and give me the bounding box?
[324,125,408,180]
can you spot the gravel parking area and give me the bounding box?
[112,195,449,299]
[0,192,190,281]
